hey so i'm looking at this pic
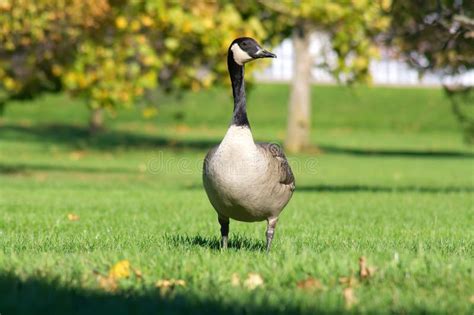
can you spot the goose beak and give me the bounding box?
[256,48,277,59]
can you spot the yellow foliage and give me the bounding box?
[140,15,154,27]
[115,16,128,29]
[3,77,17,91]
[52,64,63,76]
[0,1,269,111]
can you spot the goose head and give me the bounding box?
[229,37,276,66]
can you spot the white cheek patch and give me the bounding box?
[231,43,252,65]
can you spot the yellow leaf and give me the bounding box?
[115,16,128,29]
[108,260,131,279]
[140,15,154,27]
[3,77,16,91]
[67,213,80,221]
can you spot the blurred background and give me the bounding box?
[0,0,472,148]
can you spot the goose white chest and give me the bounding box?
[207,125,268,188]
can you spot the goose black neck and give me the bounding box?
[228,52,250,128]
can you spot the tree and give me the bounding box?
[0,0,110,109]
[250,1,391,153]
[0,1,267,132]
[387,0,474,143]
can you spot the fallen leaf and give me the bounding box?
[343,287,357,308]
[243,272,264,290]
[231,273,240,287]
[156,278,186,295]
[97,275,117,292]
[297,277,323,291]
[108,260,131,279]
[359,256,376,280]
[67,213,80,221]
[133,268,143,280]
[470,295,474,303]
[339,275,358,287]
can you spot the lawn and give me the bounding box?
[0,85,473,314]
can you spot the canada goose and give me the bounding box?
[203,37,295,252]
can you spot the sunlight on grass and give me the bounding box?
[0,85,473,314]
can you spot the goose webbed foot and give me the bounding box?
[218,216,229,250]
[265,217,279,253]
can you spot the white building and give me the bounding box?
[256,34,474,86]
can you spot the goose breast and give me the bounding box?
[203,127,295,222]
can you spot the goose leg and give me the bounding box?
[218,216,229,249]
[266,217,279,253]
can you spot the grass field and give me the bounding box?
[0,85,473,314]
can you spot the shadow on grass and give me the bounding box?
[184,183,473,194]
[0,124,218,151]
[2,123,473,159]
[164,234,266,252]
[0,163,134,175]
[0,272,344,315]
[298,184,474,193]
[319,144,474,159]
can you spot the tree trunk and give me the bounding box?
[0,101,5,120]
[285,25,312,153]
[89,108,104,135]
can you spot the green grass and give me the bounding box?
[0,85,473,314]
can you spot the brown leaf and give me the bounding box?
[67,213,80,221]
[133,268,143,280]
[156,278,186,295]
[343,287,357,308]
[359,256,375,280]
[339,275,358,287]
[243,273,264,290]
[97,275,117,292]
[297,277,323,291]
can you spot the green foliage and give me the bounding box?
[388,1,474,143]
[388,0,474,75]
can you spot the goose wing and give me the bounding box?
[257,142,295,190]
